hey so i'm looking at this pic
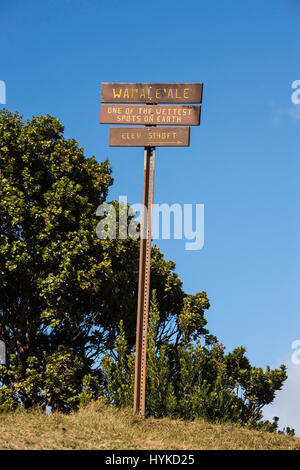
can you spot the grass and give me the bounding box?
[0,399,299,450]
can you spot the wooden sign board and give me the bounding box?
[109,127,190,147]
[101,83,203,104]
[100,104,201,126]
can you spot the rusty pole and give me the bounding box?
[133,145,156,416]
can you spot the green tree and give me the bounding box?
[102,291,287,430]
[0,110,184,410]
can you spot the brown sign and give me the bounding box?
[101,83,203,104]
[100,104,201,126]
[109,127,190,147]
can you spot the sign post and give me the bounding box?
[100,82,203,416]
[133,145,155,416]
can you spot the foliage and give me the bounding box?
[0,110,185,410]
[101,321,135,408]
[0,346,101,412]
[102,291,288,432]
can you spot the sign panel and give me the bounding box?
[101,83,203,104]
[100,104,201,126]
[109,127,190,147]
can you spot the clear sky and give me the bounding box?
[1,0,300,433]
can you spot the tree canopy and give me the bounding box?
[0,110,184,409]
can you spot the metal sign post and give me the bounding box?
[100,82,203,417]
[133,146,155,416]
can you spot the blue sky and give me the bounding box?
[1,0,300,433]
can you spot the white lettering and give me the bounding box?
[291,80,300,105]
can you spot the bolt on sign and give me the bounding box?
[99,82,203,417]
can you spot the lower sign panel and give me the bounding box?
[109,127,190,147]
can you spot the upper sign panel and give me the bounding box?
[101,83,203,104]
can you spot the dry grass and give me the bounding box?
[0,399,299,450]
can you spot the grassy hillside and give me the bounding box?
[0,399,299,451]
